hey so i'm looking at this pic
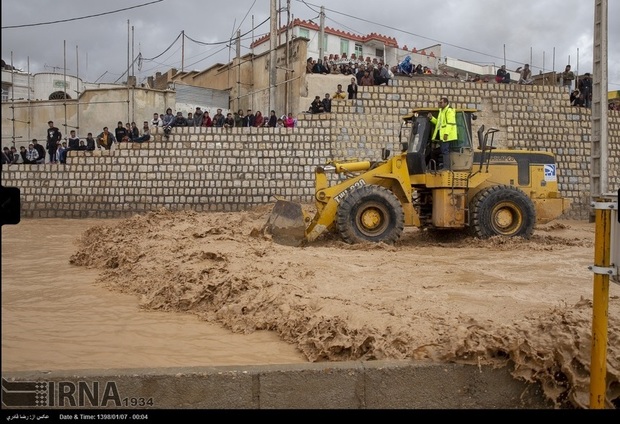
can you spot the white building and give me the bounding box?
[2,65,121,102]
[250,18,441,72]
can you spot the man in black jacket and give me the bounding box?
[115,121,128,143]
[171,111,188,127]
[578,73,592,108]
[32,139,46,164]
[309,96,325,114]
[46,121,61,163]
[242,109,255,127]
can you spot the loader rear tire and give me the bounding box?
[469,185,536,238]
[337,185,404,244]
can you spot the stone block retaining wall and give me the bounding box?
[2,79,618,220]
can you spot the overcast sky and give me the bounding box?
[2,0,619,91]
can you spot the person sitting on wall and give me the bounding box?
[285,113,296,128]
[96,127,116,150]
[308,96,325,114]
[495,65,511,84]
[201,111,213,127]
[56,141,66,164]
[516,64,534,85]
[59,130,79,163]
[32,139,46,164]
[115,121,128,143]
[212,109,226,127]
[85,133,96,151]
[133,121,151,143]
[10,146,21,164]
[322,93,332,113]
[162,108,175,127]
[570,89,584,107]
[397,55,414,76]
[2,146,13,165]
[25,142,40,164]
[19,146,28,164]
[223,113,235,128]
[172,111,188,127]
[267,110,278,127]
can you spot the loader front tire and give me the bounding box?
[337,185,404,244]
[469,185,536,238]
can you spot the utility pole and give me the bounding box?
[319,6,325,64]
[236,29,241,113]
[132,26,135,78]
[269,0,277,114]
[63,40,68,135]
[76,45,80,133]
[589,0,611,411]
[591,0,609,199]
[126,20,130,123]
[127,20,130,84]
[285,0,291,114]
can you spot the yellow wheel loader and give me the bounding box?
[267,108,571,246]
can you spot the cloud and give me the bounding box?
[1,0,618,90]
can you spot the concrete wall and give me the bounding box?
[2,87,176,148]
[2,77,619,220]
[1,361,553,409]
[186,38,309,117]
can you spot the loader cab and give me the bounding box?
[401,108,477,175]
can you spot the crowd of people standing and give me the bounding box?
[1,118,152,166]
[154,106,298,137]
[4,66,614,166]
[2,105,305,166]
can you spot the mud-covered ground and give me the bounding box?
[69,206,620,409]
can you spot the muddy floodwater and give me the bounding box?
[1,219,307,372]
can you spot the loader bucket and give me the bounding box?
[265,199,307,246]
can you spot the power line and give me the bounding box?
[296,1,495,62]
[184,45,230,70]
[294,0,618,85]
[183,17,270,46]
[2,0,164,29]
[141,32,184,61]
[137,19,271,78]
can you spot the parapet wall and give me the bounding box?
[1,361,553,409]
[2,78,619,220]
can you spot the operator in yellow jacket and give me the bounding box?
[428,96,458,170]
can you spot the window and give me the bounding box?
[354,43,363,58]
[299,28,310,39]
[49,91,71,100]
[1,83,10,102]
[340,39,349,57]
[375,48,384,59]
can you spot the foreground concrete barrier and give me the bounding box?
[1,361,553,409]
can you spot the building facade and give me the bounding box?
[251,18,441,73]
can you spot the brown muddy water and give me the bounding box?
[1,219,306,372]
